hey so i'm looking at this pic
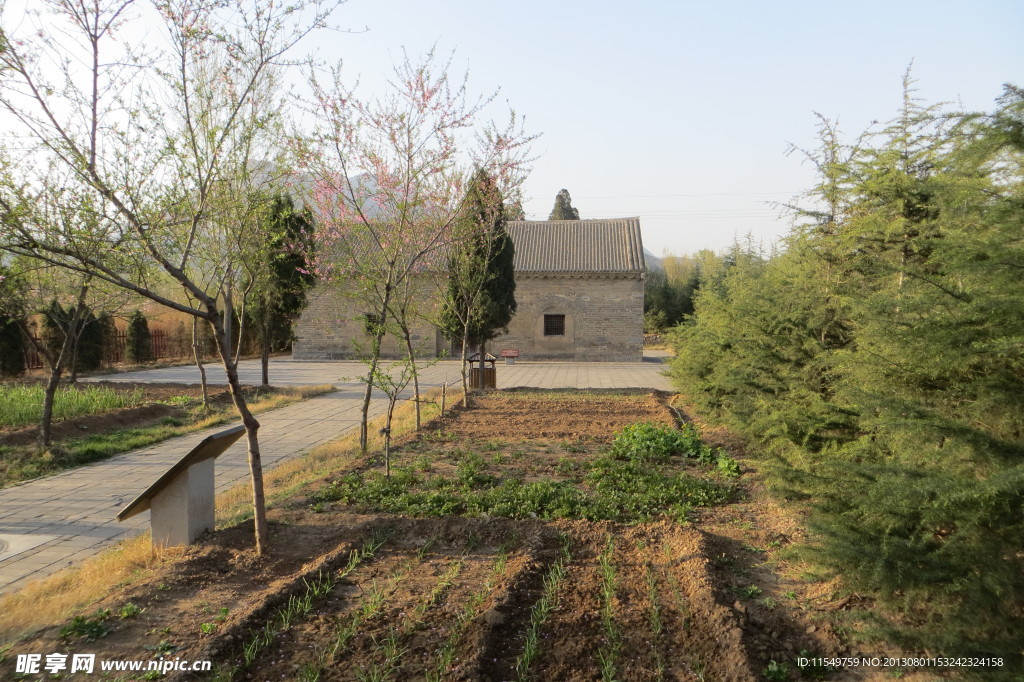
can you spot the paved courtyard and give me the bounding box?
[0,355,671,593]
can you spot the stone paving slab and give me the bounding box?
[0,355,671,593]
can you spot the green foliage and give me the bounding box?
[609,422,705,462]
[77,312,113,372]
[0,315,25,376]
[125,310,153,363]
[763,660,789,681]
[643,263,698,331]
[59,609,112,642]
[40,299,69,358]
[0,384,143,428]
[547,188,580,220]
[248,194,317,352]
[439,169,517,352]
[311,440,735,524]
[671,81,1024,656]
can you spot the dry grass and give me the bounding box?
[249,384,336,412]
[0,534,189,642]
[216,386,457,526]
[0,385,459,645]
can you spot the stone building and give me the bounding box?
[293,217,646,362]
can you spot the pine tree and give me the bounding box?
[671,82,1024,656]
[548,188,581,220]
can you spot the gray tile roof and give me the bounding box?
[507,218,645,273]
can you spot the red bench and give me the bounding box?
[500,349,519,364]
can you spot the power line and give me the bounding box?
[569,191,800,199]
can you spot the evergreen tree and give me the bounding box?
[440,169,517,395]
[548,188,581,220]
[125,310,153,363]
[75,308,104,373]
[0,315,25,376]
[670,82,1024,656]
[40,299,70,357]
[249,194,317,385]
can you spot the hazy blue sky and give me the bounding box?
[312,0,1022,255]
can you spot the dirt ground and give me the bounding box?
[6,390,917,681]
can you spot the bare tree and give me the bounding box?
[0,0,339,554]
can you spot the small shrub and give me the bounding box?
[610,422,706,462]
[716,455,741,477]
[0,316,26,376]
[763,660,789,681]
[59,609,112,642]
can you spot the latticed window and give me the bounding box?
[364,313,384,335]
[544,314,566,336]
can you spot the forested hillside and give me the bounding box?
[670,82,1023,658]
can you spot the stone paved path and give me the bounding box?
[0,356,671,593]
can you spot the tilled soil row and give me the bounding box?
[502,520,757,682]
[169,519,390,680]
[226,517,552,681]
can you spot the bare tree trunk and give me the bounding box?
[261,320,271,387]
[38,366,62,449]
[36,285,89,449]
[360,287,393,453]
[402,328,421,430]
[67,334,80,385]
[360,339,383,453]
[479,340,487,389]
[192,316,209,409]
[384,398,397,478]
[459,332,470,408]
[210,310,268,555]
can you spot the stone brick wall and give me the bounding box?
[294,284,441,360]
[294,274,644,362]
[489,274,643,361]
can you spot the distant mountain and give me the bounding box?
[643,249,662,271]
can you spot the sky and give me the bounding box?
[307,0,1022,255]
[2,1,1020,257]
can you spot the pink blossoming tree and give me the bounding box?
[301,49,535,451]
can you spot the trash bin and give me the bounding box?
[469,366,496,388]
[468,352,497,389]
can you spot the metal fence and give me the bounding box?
[24,329,170,370]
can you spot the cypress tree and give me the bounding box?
[548,188,581,220]
[75,308,103,372]
[126,310,153,363]
[40,299,69,357]
[440,169,517,394]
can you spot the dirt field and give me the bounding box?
[6,390,868,681]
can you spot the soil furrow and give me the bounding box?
[467,526,564,681]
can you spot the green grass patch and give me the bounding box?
[311,422,738,523]
[0,384,144,428]
[0,385,334,488]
